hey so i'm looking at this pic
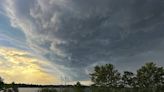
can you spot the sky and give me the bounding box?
[0,0,164,85]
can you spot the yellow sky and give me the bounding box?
[0,47,60,84]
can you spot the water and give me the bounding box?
[18,87,76,92]
[18,88,40,92]
[18,87,90,92]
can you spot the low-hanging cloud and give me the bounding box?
[2,0,164,81]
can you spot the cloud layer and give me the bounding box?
[0,47,60,84]
[2,0,164,81]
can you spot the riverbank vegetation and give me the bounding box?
[89,62,164,92]
[39,62,164,92]
[1,62,164,92]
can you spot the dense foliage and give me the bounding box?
[137,62,164,88]
[90,62,164,89]
[90,64,121,87]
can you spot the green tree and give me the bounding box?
[122,71,137,88]
[90,64,121,87]
[0,77,4,90]
[137,62,164,88]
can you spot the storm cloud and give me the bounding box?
[2,0,164,81]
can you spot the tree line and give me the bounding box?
[90,62,164,89]
[1,62,164,92]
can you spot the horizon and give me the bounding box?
[0,0,164,85]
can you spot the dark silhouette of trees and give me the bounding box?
[75,82,82,87]
[0,77,4,90]
[122,71,137,88]
[74,81,84,92]
[90,64,121,87]
[137,62,164,88]
[90,62,164,89]
[1,62,164,92]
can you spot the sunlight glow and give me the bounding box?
[0,47,60,84]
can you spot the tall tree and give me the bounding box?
[90,64,121,87]
[137,62,164,88]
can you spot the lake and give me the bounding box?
[18,88,40,92]
[18,87,90,92]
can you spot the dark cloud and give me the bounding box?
[4,0,164,81]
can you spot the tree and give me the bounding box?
[90,64,121,87]
[0,77,4,90]
[74,82,84,92]
[122,71,137,88]
[137,62,164,88]
[75,81,82,87]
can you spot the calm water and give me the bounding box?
[19,88,40,92]
[18,88,64,92]
[18,87,90,92]
[0,88,41,92]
